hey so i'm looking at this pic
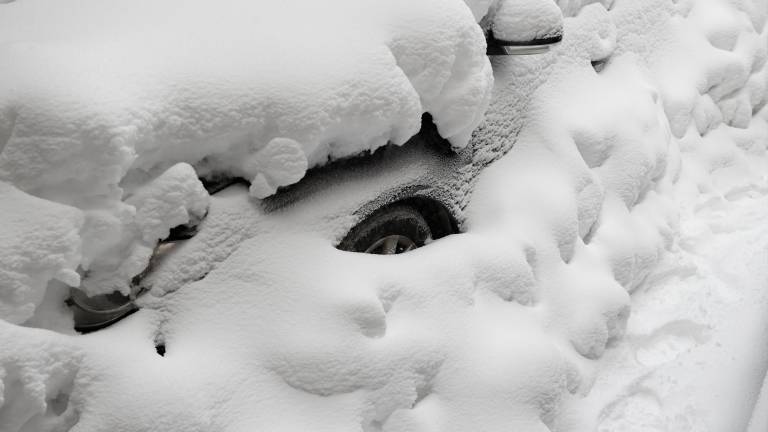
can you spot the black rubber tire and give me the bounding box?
[338,205,432,253]
[69,288,137,333]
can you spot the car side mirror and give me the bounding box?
[484,0,564,56]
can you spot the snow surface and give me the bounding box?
[0,182,82,324]
[0,0,767,431]
[465,0,564,42]
[489,0,564,41]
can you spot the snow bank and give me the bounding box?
[489,0,564,41]
[0,182,82,324]
[552,0,768,429]
[560,83,768,426]
[0,322,83,432]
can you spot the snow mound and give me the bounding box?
[0,182,82,324]
[0,0,492,202]
[0,322,83,432]
[79,163,209,297]
[490,0,564,41]
[465,0,564,41]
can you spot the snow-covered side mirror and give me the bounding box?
[484,0,564,55]
[69,208,208,333]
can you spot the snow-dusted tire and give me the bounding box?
[69,289,137,333]
[338,205,431,254]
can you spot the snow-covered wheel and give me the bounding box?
[338,205,432,254]
[68,289,137,332]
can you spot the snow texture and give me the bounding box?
[0,0,767,431]
[0,183,82,324]
[0,0,492,201]
[467,0,565,41]
[491,0,564,41]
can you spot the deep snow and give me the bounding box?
[0,0,767,431]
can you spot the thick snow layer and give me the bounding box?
[0,0,492,201]
[0,0,767,431]
[466,0,564,41]
[562,180,768,431]
[78,163,209,296]
[552,0,768,429]
[125,163,209,245]
[0,183,82,324]
[491,0,564,41]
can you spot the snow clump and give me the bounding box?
[0,183,82,324]
[464,0,565,41]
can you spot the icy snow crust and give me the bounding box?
[0,0,767,431]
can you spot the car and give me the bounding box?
[66,0,564,332]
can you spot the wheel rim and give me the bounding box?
[364,235,417,255]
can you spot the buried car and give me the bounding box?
[57,0,565,332]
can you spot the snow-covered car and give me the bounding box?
[34,0,566,331]
[3,0,768,430]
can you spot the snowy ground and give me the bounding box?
[1,0,768,431]
[567,177,768,431]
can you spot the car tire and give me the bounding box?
[338,204,432,254]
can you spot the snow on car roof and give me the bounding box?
[0,0,492,201]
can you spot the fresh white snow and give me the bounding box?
[0,0,767,431]
[0,183,82,324]
[488,0,564,41]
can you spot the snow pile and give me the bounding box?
[0,0,766,431]
[0,183,82,324]
[0,322,83,432]
[465,0,564,41]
